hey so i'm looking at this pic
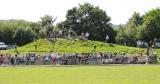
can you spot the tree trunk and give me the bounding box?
[146,41,150,56]
[146,42,150,64]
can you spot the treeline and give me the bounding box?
[116,9,160,48]
[56,3,160,48]
[0,3,160,48]
[0,15,57,46]
[0,20,35,45]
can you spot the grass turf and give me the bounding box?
[2,38,156,54]
[0,65,160,84]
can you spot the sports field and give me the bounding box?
[0,65,160,84]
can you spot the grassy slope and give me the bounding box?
[0,65,160,84]
[3,38,160,56]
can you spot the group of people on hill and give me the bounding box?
[0,52,158,66]
[48,30,90,40]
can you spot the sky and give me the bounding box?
[0,0,160,25]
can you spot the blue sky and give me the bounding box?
[0,0,159,24]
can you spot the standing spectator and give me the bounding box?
[44,55,50,64]
[25,54,30,65]
[11,56,14,65]
[4,54,10,65]
[0,54,4,65]
[105,35,109,43]
[51,56,56,64]
[85,32,90,40]
[14,54,18,65]
[30,56,35,64]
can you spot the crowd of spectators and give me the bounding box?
[1,52,157,66]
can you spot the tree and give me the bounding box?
[116,12,143,46]
[137,8,160,56]
[13,27,36,46]
[0,19,31,45]
[40,15,56,38]
[62,3,115,42]
[30,15,56,38]
[0,16,56,45]
[115,24,127,45]
[125,12,143,46]
[30,22,41,38]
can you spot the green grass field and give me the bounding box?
[0,65,160,84]
[2,38,160,56]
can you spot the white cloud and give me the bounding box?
[0,0,159,24]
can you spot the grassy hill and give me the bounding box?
[2,38,160,57]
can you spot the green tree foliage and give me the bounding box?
[31,15,56,38]
[30,22,41,37]
[0,15,56,46]
[137,8,160,47]
[55,22,64,31]
[13,27,36,46]
[40,15,56,38]
[0,20,32,45]
[116,12,143,46]
[0,25,14,44]
[115,24,126,45]
[60,3,115,42]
